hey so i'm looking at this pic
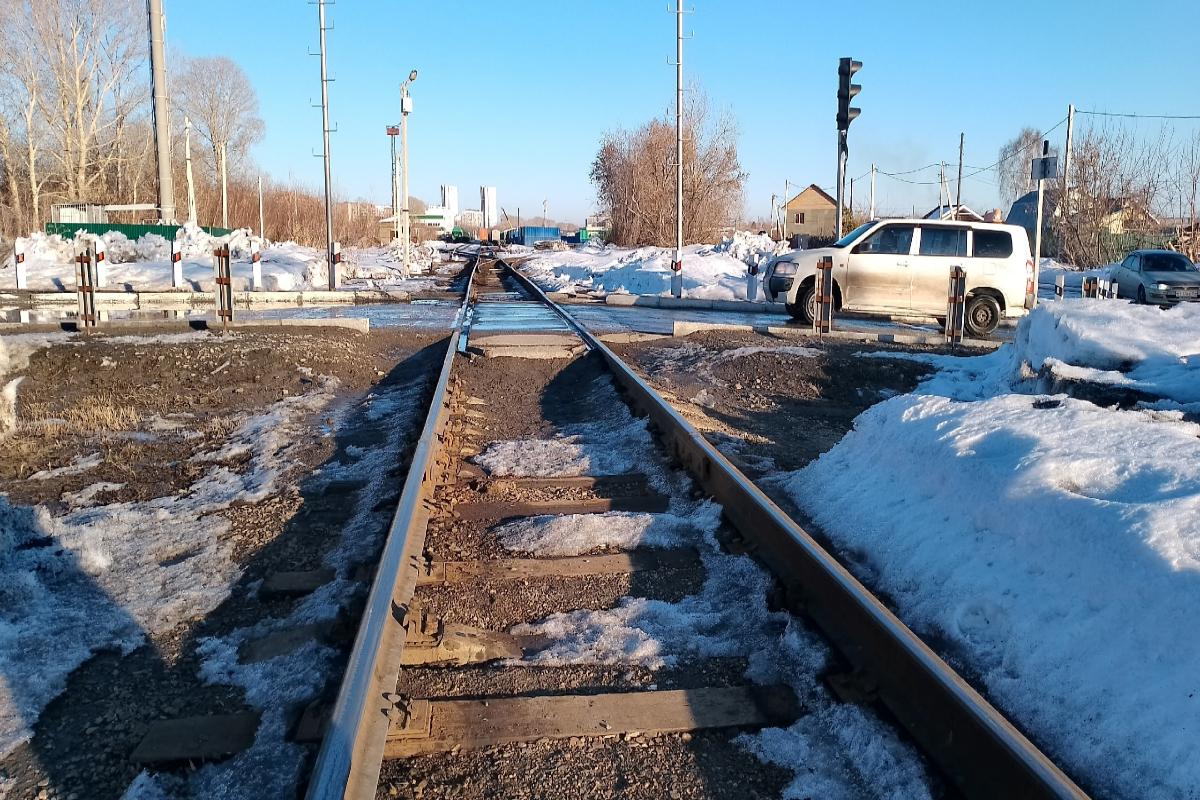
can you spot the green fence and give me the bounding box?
[44,222,234,241]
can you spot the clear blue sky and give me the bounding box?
[166,0,1199,223]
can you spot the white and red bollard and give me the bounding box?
[945,266,967,345]
[13,240,26,290]
[93,236,107,288]
[813,256,835,335]
[250,240,262,291]
[331,241,342,288]
[171,238,184,288]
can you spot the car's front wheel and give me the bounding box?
[1136,285,1147,305]
[964,294,1000,337]
[786,283,816,323]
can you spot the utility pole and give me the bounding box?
[184,115,197,225]
[400,70,417,277]
[543,198,548,227]
[955,132,964,211]
[849,177,855,224]
[771,192,778,238]
[146,0,176,223]
[670,0,685,298]
[316,0,336,289]
[869,164,876,220]
[835,57,863,238]
[220,142,229,228]
[258,175,265,236]
[1062,103,1075,219]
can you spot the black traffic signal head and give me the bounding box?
[837,57,862,130]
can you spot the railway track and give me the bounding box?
[305,253,1090,800]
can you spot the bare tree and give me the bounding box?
[996,127,1044,206]
[1172,130,1200,261]
[591,93,745,247]
[175,56,264,182]
[1056,123,1171,266]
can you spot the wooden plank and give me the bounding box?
[489,473,648,490]
[418,549,702,586]
[453,495,668,521]
[384,686,799,758]
[130,713,260,765]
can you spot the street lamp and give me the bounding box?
[400,69,418,278]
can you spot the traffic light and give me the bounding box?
[837,57,862,131]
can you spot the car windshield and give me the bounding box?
[832,222,875,248]
[1141,253,1195,273]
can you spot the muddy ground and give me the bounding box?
[0,326,447,800]
[611,330,944,478]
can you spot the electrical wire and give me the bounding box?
[1077,110,1200,120]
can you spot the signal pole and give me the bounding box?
[835,57,862,238]
[147,0,176,224]
[671,0,685,298]
[317,0,335,289]
[956,132,965,211]
[387,125,399,241]
[869,164,876,220]
[400,70,417,278]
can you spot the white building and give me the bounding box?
[441,185,459,219]
[480,186,498,229]
[458,209,484,229]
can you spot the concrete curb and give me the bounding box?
[9,289,408,308]
[0,317,371,334]
[671,319,1001,350]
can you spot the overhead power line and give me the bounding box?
[1077,110,1200,120]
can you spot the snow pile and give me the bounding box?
[520,241,762,300]
[783,393,1200,797]
[1010,299,1200,404]
[2,224,446,292]
[497,506,717,557]
[474,437,637,478]
[0,372,340,759]
[710,230,790,270]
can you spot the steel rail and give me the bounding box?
[501,259,1090,800]
[305,258,478,800]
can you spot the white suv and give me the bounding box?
[764,219,1034,337]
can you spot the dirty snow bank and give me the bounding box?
[2,224,439,292]
[0,374,339,758]
[521,231,785,301]
[788,298,1200,797]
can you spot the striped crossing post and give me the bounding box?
[331,241,342,288]
[1054,274,1065,300]
[945,266,966,345]
[812,256,834,335]
[250,241,262,291]
[75,242,99,332]
[13,241,26,290]
[1082,277,1098,298]
[171,238,184,288]
[213,245,233,329]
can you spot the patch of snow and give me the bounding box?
[62,481,125,508]
[474,437,635,478]
[496,505,718,557]
[28,452,103,481]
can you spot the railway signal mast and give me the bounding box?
[835,57,862,238]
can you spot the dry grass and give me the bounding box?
[19,400,141,434]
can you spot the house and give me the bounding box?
[784,184,837,239]
[1006,189,1157,241]
[923,204,986,223]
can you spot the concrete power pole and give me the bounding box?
[317,0,336,289]
[400,70,417,278]
[671,0,684,298]
[184,116,197,225]
[1062,103,1076,220]
[146,0,176,223]
[258,175,265,237]
[955,132,965,211]
[869,164,876,220]
[219,143,229,228]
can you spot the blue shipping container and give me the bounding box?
[513,226,560,246]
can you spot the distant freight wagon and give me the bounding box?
[505,226,561,246]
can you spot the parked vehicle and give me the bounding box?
[764,219,1034,337]
[1110,250,1200,305]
